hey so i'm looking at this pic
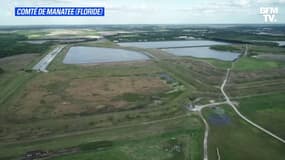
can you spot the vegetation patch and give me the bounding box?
[248,45,285,56]
[0,67,4,74]
[163,138,185,160]
[210,45,243,53]
[238,93,285,138]
[0,33,52,58]
[204,106,285,160]
[79,141,113,151]
[233,57,283,71]
[114,93,147,102]
[11,75,170,119]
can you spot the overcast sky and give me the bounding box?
[1,0,285,25]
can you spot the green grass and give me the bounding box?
[233,57,284,71]
[79,141,113,151]
[0,72,36,105]
[203,105,285,160]
[0,115,203,160]
[0,45,56,110]
[51,149,130,160]
[201,59,232,69]
[50,120,203,160]
[238,93,285,139]
[210,45,244,53]
[248,45,285,55]
[115,93,148,102]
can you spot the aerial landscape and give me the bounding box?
[0,24,285,160]
[1,0,285,160]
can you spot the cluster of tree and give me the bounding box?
[106,29,198,42]
[0,33,52,58]
[205,30,285,42]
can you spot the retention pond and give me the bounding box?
[63,46,149,64]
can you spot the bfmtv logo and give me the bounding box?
[260,7,278,23]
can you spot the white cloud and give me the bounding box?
[233,0,252,7]
[257,0,285,4]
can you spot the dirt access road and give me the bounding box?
[33,46,64,72]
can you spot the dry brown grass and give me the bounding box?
[13,76,170,118]
[67,77,168,100]
[0,54,39,71]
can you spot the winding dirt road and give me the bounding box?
[199,112,209,160]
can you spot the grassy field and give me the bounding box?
[0,44,57,105]
[237,93,285,139]
[210,44,285,56]
[248,45,285,55]
[0,54,41,105]
[226,55,285,97]
[233,57,284,71]
[203,105,285,160]
[0,54,187,141]
[49,115,203,160]
[0,115,203,160]
[199,58,232,69]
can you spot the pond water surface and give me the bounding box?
[118,40,228,49]
[63,46,149,64]
[163,47,240,61]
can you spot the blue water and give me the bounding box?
[163,47,240,61]
[63,47,149,64]
[118,40,228,49]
